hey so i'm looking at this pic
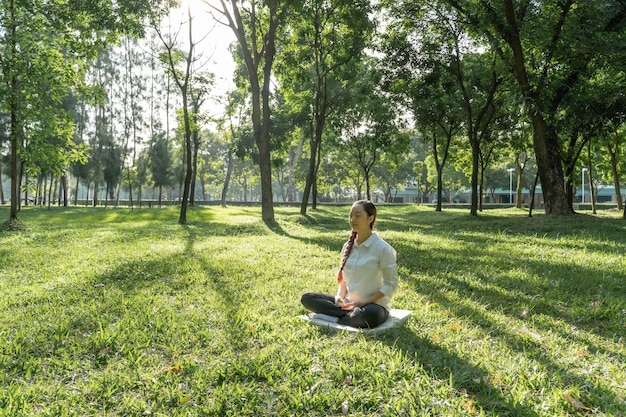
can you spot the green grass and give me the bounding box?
[0,204,625,416]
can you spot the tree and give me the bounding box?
[603,128,625,211]
[442,0,626,215]
[581,70,626,212]
[380,4,464,211]
[385,60,463,210]
[275,0,373,214]
[155,3,202,224]
[188,71,214,204]
[374,149,415,203]
[206,0,297,223]
[445,46,505,214]
[120,36,150,208]
[150,133,172,206]
[217,82,251,206]
[0,0,160,223]
[334,58,407,201]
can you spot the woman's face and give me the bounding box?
[349,204,374,232]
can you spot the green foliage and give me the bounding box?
[1,205,625,416]
[150,133,173,188]
[1,0,165,219]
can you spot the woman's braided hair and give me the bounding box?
[336,200,377,283]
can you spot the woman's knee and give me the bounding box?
[300,292,318,309]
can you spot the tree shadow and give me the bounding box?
[388,235,625,414]
[378,326,542,416]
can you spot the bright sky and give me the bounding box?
[170,0,237,118]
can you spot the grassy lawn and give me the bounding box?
[0,204,625,416]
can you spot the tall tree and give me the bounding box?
[275,0,373,214]
[381,0,626,214]
[150,133,172,206]
[218,84,251,206]
[334,59,406,200]
[382,25,465,212]
[155,3,201,224]
[207,0,297,223]
[120,37,149,208]
[446,49,505,215]
[188,71,214,205]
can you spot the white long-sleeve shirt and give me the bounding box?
[341,233,398,311]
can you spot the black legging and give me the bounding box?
[301,292,389,329]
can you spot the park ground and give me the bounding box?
[0,205,625,416]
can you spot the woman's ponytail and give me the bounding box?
[337,230,357,283]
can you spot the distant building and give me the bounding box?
[378,184,625,207]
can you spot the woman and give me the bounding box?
[301,200,398,328]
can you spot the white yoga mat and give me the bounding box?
[298,309,413,334]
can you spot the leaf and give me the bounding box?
[341,400,349,415]
[563,393,592,412]
[306,382,320,395]
[310,364,323,373]
[160,364,181,374]
[449,323,462,331]
[464,397,477,414]
[475,374,508,389]
[179,395,192,404]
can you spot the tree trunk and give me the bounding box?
[288,134,304,203]
[8,0,19,221]
[607,132,623,210]
[531,115,570,214]
[588,168,596,214]
[312,138,323,209]
[0,167,4,205]
[503,0,570,215]
[190,128,200,205]
[435,166,443,212]
[93,180,99,207]
[61,174,68,207]
[470,136,479,216]
[259,53,275,222]
[74,175,80,205]
[176,51,193,223]
[221,148,233,207]
[365,169,371,201]
[47,174,53,208]
[528,172,540,217]
[478,171,484,212]
[128,173,134,209]
[586,141,596,214]
[10,112,19,220]
[300,136,317,215]
[257,130,274,221]
[226,0,277,223]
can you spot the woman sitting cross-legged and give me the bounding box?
[301,200,398,329]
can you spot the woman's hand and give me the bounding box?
[337,297,361,311]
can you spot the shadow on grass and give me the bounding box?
[4,205,624,414]
[380,327,542,416]
[390,237,625,414]
[393,230,626,346]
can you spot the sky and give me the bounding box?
[169,0,238,119]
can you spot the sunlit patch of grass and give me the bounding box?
[0,204,625,416]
